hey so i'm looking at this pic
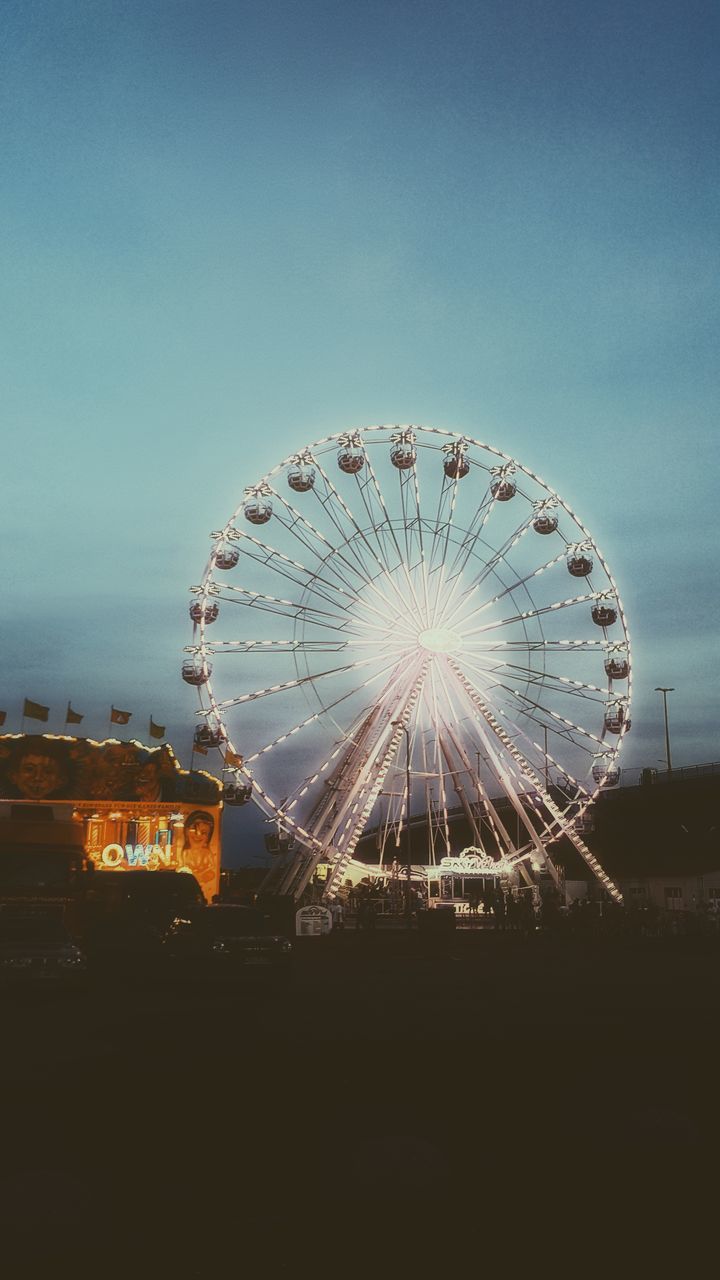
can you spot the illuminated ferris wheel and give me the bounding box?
[183,425,631,902]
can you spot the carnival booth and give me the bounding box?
[426,850,517,912]
[0,734,222,902]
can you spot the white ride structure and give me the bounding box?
[184,425,631,903]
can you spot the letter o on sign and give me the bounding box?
[101,843,124,867]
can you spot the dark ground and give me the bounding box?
[1,930,719,1276]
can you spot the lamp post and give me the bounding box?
[654,687,674,773]
[392,720,413,923]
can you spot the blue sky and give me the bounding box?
[2,1,718,860]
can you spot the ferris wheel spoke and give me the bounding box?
[456,655,606,752]
[447,547,567,633]
[479,658,608,699]
[433,479,496,593]
[469,659,608,707]
[212,650,394,711]
[283,652,428,820]
[352,450,427,624]
[408,461,432,622]
[426,471,464,624]
[441,510,537,630]
[230,529,372,616]
[309,659,431,886]
[242,652,402,764]
[235,526,419,640]
[198,639,351,655]
[308,456,419,618]
[267,481,417,629]
[461,591,606,639]
[269,486,408,619]
[212,585,369,633]
[213,583,419,645]
[397,468,415,568]
[463,638,609,654]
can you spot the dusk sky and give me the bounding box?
[2,0,718,861]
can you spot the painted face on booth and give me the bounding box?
[186,819,212,847]
[135,762,162,800]
[12,753,64,799]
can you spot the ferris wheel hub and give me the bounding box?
[417,627,462,654]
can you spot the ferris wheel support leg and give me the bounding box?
[437,733,483,847]
[446,659,623,904]
[271,662,430,903]
[322,673,430,902]
[434,657,559,884]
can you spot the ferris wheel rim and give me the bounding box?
[187,423,631,886]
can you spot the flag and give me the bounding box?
[193,740,208,756]
[0,710,6,726]
[66,702,84,725]
[24,698,49,722]
[149,718,165,740]
[110,706,132,725]
[225,749,244,768]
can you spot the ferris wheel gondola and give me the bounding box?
[184,425,631,902]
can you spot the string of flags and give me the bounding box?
[0,700,167,743]
[0,701,242,775]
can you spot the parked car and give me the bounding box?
[78,869,205,970]
[161,904,292,983]
[0,908,87,987]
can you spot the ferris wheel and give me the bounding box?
[183,425,631,902]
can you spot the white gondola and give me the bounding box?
[604,656,629,680]
[288,464,316,492]
[592,758,621,786]
[243,495,273,525]
[568,553,593,577]
[214,546,240,570]
[533,512,558,534]
[182,658,212,686]
[444,453,470,479]
[604,703,627,734]
[490,478,516,501]
[337,444,365,474]
[194,725,224,749]
[592,603,617,628]
[223,782,253,806]
[189,601,219,625]
[390,440,417,469]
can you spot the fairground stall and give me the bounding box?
[0,734,222,902]
[426,849,521,912]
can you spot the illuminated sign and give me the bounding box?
[429,849,514,876]
[101,843,177,870]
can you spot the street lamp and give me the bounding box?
[654,687,675,773]
[392,720,413,922]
